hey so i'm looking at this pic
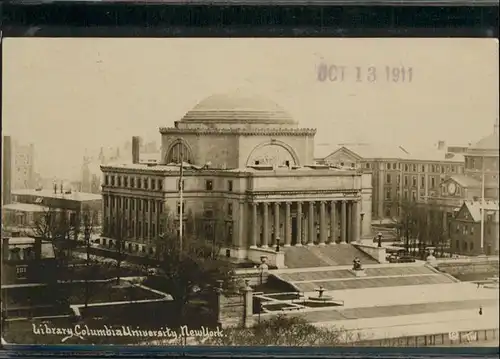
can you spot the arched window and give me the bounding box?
[166,142,192,164]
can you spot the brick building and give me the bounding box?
[316,143,465,222]
[450,200,499,255]
[100,91,373,262]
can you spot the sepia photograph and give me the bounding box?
[1,37,499,347]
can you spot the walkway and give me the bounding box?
[284,244,377,268]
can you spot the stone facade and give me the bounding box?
[100,91,372,261]
[320,145,464,221]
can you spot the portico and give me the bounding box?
[248,198,362,248]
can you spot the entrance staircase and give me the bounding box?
[284,244,378,268]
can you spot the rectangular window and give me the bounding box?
[151,179,156,190]
[404,176,408,186]
[386,174,391,184]
[386,163,391,170]
[412,164,417,172]
[228,180,233,192]
[431,165,435,173]
[177,201,186,216]
[421,165,425,172]
[124,177,128,187]
[385,189,391,200]
[143,178,148,189]
[412,176,417,187]
[138,200,142,211]
[131,199,135,210]
[117,177,122,187]
[105,175,109,185]
[111,176,115,186]
[205,180,213,191]
[421,176,425,187]
[412,191,416,201]
[470,226,474,235]
[431,177,436,188]
[397,175,401,184]
[137,178,141,189]
[131,177,135,188]
[158,179,163,190]
[227,203,233,217]
[392,163,397,170]
[404,191,408,200]
[404,164,409,171]
[365,163,371,169]
[144,200,149,212]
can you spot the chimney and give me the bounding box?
[437,140,446,151]
[53,183,57,194]
[60,183,63,194]
[132,136,140,164]
[2,136,12,205]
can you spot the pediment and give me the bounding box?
[324,147,362,165]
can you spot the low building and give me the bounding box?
[2,187,103,237]
[1,236,57,286]
[450,200,499,256]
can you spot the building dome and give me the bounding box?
[469,133,499,151]
[180,91,297,125]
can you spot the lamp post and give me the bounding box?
[377,232,382,248]
[360,212,365,238]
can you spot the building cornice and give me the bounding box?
[159,127,317,136]
[248,189,361,196]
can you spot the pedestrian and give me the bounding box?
[479,306,483,315]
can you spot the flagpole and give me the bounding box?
[480,155,485,255]
[179,148,184,260]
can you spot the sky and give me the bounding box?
[2,37,499,179]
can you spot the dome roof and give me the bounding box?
[180,91,297,125]
[469,133,499,151]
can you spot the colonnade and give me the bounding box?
[248,200,361,248]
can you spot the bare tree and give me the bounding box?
[81,206,101,309]
[146,206,235,324]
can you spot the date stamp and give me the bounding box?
[317,63,414,83]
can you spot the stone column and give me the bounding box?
[319,201,327,245]
[273,202,280,245]
[340,200,347,244]
[348,201,353,243]
[284,202,292,247]
[250,203,258,248]
[262,203,269,248]
[330,201,337,245]
[296,202,303,246]
[308,201,315,245]
[352,200,360,243]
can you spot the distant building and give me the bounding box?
[12,141,36,190]
[450,200,499,255]
[315,142,465,221]
[2,186,103,237]
[80,141,160,194]
[436,125,499,211]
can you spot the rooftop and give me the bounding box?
[406,150,465,163]
[2,203,49,213]
[101,162,360,176]
[463,200,499,222]
[317,143,466,163]
[469,132,499,151]
[11,189,102,202]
